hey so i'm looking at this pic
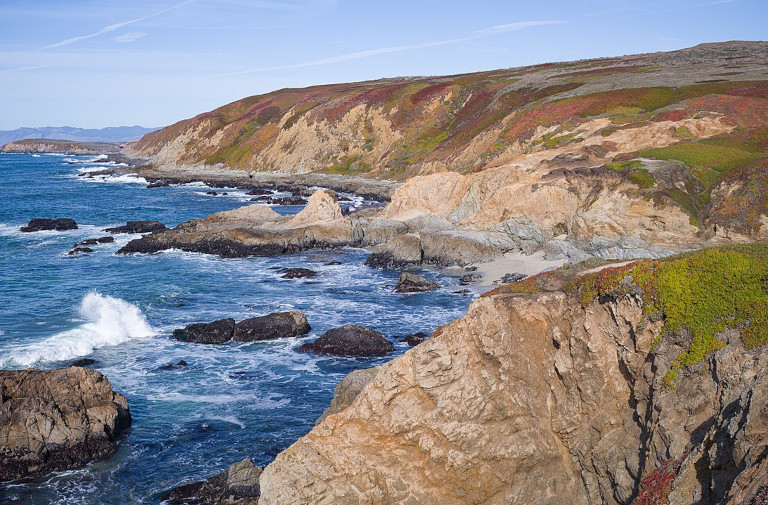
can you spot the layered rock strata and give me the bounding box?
[0,367,131,482]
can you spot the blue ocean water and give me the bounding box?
[0,154,475,504]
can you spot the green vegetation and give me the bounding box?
[328,155,372,175]
[488,245,768,388]
[580,245,768,387]
[604,160,655,189]
[638,142,759,182]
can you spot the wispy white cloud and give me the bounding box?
[114,32,147,43]
[218,19,564,76]
[38,0,197,50]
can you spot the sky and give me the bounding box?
[0,0,766,130]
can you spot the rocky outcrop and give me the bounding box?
[20,218,77,232]
[257,257,768,505]
[277,268,317,279]
[315,367,380,425]
[233,312,310,342]
[164,458,262,505]
[174,312,310,344]
[117,190,356,257]
[299,325,393,357]
[393,272,439,293]
[0,367,131,482]
[104,220,166,234]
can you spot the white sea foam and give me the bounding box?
[75,173,148,184]
[0,292,155,368]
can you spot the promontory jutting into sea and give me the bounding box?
[1,17,768,504]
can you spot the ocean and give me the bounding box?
[0,153,474,504]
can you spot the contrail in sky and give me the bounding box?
[39,0,198,50]
[216,20,565,76]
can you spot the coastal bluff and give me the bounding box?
[256,246,768,504]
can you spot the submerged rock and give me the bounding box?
[163,458,262,505]
[67,247,94,255]
[75,236,114,246]
[172,318,236,344]
[71,358,96,367]
[394,272,439,293]
[0,367,131,482]
[104,220,166,234]
[278,268,317,279]
[299,325,393,356]
[20,218,77,232]
[233,312,310,341]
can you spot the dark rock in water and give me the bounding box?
[172,318,236,344]
[146,179,172,188]
[267,196,305,205]
[327,261,342,266]
[246,188,271,196]
[299,325,393,356]
[233,311,310,341]
[20,218,78,232]
[394,272,439,293]
[205,191,218,196]
[118,236,289,257]
[278,268,317,279]
[500,272,527,284]
[0,367,131,482]
[68,247,94,255]
[454,289,472,295]
[68,247,94,256]
[402,332,428,347]
[75,236,114,247]
[163,458,262,505]
[161,360,188,370]
[365,251,417,269]
[71,358,96,367]
[104,220,166,234]
[459,273,482,285]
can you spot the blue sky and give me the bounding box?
[0,0,765,130]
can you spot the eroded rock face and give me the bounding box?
[315,367,380,425]
[20,218,77,232]
[0,367,131,482]
[258,289,768,505]
[299,325,393,357]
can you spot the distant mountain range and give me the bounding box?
[0,126,160,147]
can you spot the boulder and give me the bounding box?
[163,458,262,505]
[459,273,482,285]
[104,220,166,234]
[278,268,317,279]
[394,272,439,293]
[233,312,311,342]
[0,367,131,481]
[172,318,236,344]
[20,218,77,232]
[299,325,393,357]
[71,358,96,367]
[499,272,527,284]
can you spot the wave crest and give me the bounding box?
[0,291,155,368]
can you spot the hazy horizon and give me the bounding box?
[1,0,765,130]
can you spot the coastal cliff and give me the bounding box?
[126,41,768,260]
[255,245,768,504]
